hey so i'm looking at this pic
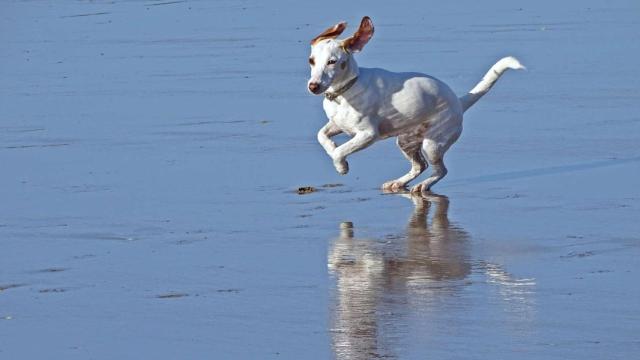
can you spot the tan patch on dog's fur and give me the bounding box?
[311,22,347,45]
[342,16,374,52]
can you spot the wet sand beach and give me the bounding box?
[1,1,639,359]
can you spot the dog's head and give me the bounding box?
[307,17,374,95]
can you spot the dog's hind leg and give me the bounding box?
[382,135,427,192]
[411,139,449,193]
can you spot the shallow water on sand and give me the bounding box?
[1,1,639,359]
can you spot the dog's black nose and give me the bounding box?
[308,82,321,94]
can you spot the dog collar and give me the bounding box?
[325,76,359,102]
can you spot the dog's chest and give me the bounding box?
[323,99,367,135]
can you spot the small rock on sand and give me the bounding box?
[297,186,316,195]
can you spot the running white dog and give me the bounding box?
[308,17,524,192]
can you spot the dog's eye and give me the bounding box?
[309,58,315,66]
[327,59,337,65]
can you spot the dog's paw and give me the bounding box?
[333,159,349,175]
[410,183,430,194]
[382,180,406,192]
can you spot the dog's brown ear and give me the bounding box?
[342,16,374,53]
[310,22,347,45]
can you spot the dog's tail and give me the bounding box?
[459,56,525,112]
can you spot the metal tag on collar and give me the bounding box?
[325,92,339,102]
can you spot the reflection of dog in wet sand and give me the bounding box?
[328,194,535,359]
[328,193,470,359]
[308,17,524,192]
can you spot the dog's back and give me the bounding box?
[352,67,463,140]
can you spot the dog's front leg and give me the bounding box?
[332,130,376,175]
[317,121,342,156]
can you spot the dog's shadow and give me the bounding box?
[327,192,535,359]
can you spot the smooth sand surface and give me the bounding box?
[1,1,639,359]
